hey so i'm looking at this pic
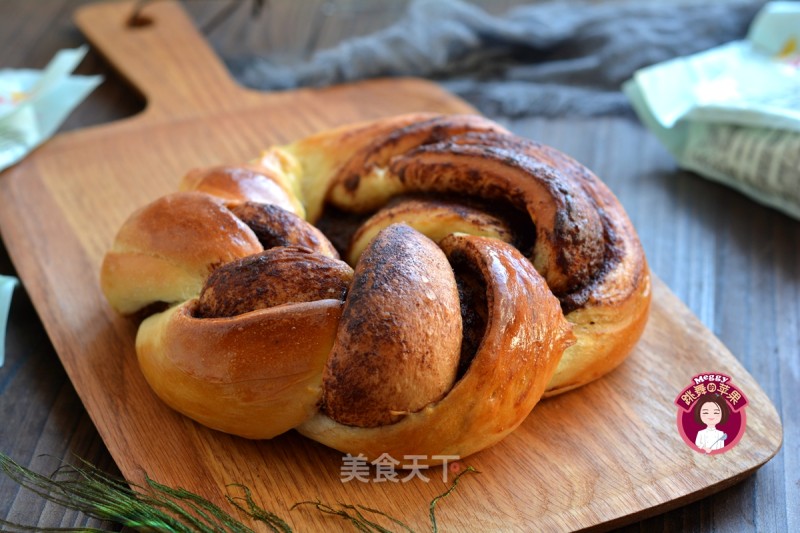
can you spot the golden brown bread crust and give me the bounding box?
[100,192,262,315]
[282,113,440,222]
[136,299,343,439]
[195,247,353,318]
[287,114,509,221]
[322,224,462,428]
[331,114,508,208]
[347,197,513,265]
[101,112,649,461]
[180,163,304,217]
[228,202,338,258]
[299,234,574,463]
[314,123,651,395]
[332,133,605,296]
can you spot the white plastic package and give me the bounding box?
[624,2,800,219]
[0,46,102,172]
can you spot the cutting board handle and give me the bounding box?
[75,0,253,121]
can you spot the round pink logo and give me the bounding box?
[675,373,748,455]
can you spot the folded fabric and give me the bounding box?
[0,275,17,368]
[226,0,763,117]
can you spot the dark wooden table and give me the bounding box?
[1,1,796,531]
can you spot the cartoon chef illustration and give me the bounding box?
[693,395,730,453]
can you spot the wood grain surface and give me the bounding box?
[0,1,795,532]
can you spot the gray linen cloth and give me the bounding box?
[226,0,763,118]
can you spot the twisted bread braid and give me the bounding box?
[101,113,649,462]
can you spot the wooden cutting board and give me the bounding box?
[0,1,782,531]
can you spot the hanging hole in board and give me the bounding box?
[127,0,154,28]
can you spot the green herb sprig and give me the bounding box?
[0,452,478,532]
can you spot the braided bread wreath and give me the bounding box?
[101,113,650,465]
